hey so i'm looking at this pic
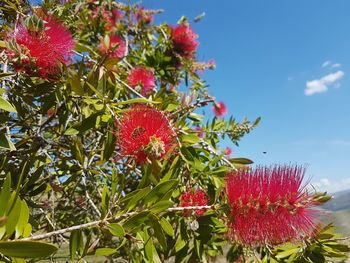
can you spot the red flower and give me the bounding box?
[224,147,232,156]
[194,127,205,138]
[11,15,74,78]
[127,67,156,95]
[102,8,122,31]
[180,189,208,216]
[226,165,317,247]
[172,24,199,58]
[115,105,176,163]
[99,35,126,59]
[212,102,227,117]
[135,6,154,24]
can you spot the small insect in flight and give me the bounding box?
[193,12,206,23]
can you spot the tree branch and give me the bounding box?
[199,139,236,170]
[21,205,213,241]
[170,98,215,119]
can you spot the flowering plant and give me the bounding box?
[0,0,348,262]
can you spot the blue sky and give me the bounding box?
[138,0,350,193]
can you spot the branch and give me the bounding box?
[113,2,164,15]
[170,98,215,119]
[199,139,236,170]
[21,205,213,241]
[114,74,147,99]
[72,50,97,64]
[81,174,102,218]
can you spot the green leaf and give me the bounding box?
[64,127,79,136]
[230,157,254,165]
[150,200,173,214]
[175,236,187,252]
[22,223,32,238]
[0,216,7,228]
[123,211,150,230]
[160,218,174,236]
[116,97,160,106]
[15,200,30,238]
[69,74,84,96]
[86,82,103,99]
[95,248,117,256]
[0,97,17,112]
[70,230,83,260]
[125,186,151,211]
[102,131,115,161]
[75,42,98,56]
[0,132,16,151]
[276,247,301,259]
[0,241,57,258]
[144,179,178,205]
[181,134,200,144]
[103,35,110,50]
[0,174,11,216]
[5,196,21,237]
[149,215,167,250]
[107,223,125,237]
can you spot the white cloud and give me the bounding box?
[322,60,331,68]
[331,63,341,68]
[305,70,344,96]
[321,60,341,69]
[312,177,350,193]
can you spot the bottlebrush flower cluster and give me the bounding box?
[115,105,176,163]
[224,147,232,156]
[226,165,317,247]
[90,2,123,31]
[180,189,208,216]
[212,101,227,117]
[8,15,74,78]
[99,35,126,59]
[127,67,156,96]
[172,24,199,58]
[135,6,154,24]
[103,8,123,31]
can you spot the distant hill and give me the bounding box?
[322,189,350,211]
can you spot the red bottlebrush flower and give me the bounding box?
[104,8,123,31]
[10,15,74,78]
[180,189,208,216]
[172,24,199,58]
[135,6,154,24]
[99,35,126,59]
[226,165,317,247]
[212,101,227,117]
[127,67,156,96]
[115,105,176,163]
[194,127,205,138]
[224,147,232,156]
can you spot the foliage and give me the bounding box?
[0,0,348,262]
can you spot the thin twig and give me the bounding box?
[170,98,215,119]
[72,50,97,63]
[21,205,213,241]
[112,1,164,15]
[114,74,147,99]
[200,139,236,170]
[81,174,102,218]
